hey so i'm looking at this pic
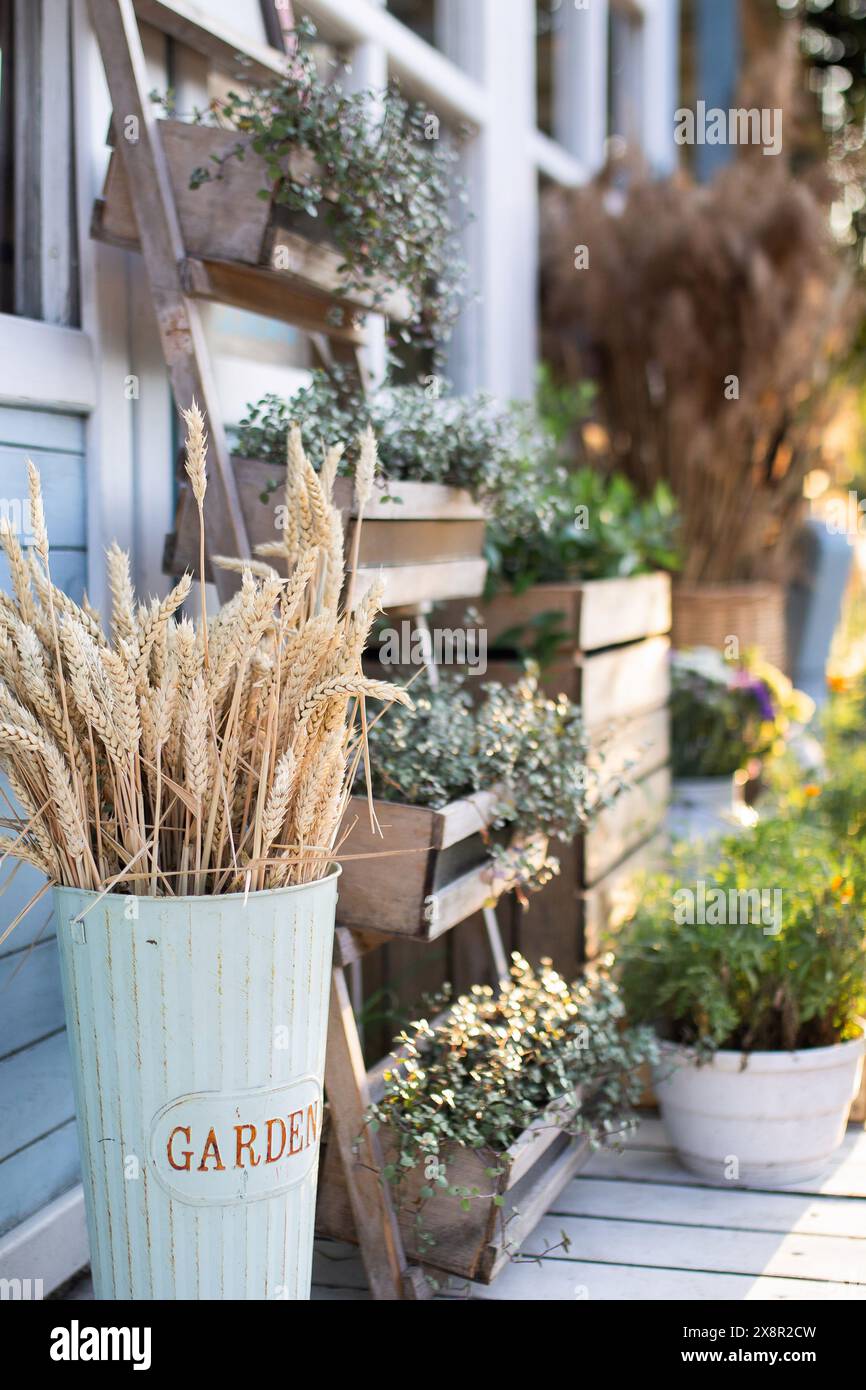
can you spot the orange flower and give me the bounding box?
[827,674,851,693]
[831,874,844,891]
[803,783,821,798]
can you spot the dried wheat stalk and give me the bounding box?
[0,411,410,916]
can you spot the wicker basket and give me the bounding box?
[671,582,787,671]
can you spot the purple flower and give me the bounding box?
[731,670,775,721]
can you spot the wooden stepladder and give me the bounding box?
[88,0,509,1302]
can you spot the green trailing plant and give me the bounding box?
[485,467,681,595]
[236,369,551,537]
[366,954,657,1256]
[671,647,815,779]
[361,671,630,890]
[618,818,866,1054]
[165,19,466,349]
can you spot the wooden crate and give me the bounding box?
[581,831,669,961]
[465,576,672,973]
[317,1095,591,1283]
[167,467,488,608]
[92,119,412,323]
[484,635,670,732]
[473,572,672,654]
[336,789,503,940]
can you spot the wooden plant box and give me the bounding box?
[317,1093,591,1283]
[92,119,412,328]
[167,468,488,609]
[336,789,502,940]
[484,634,671,734]
[453,572,672,655]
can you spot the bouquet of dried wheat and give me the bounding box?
[0,406,409,936]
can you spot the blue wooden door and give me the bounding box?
[0,404,87,1237]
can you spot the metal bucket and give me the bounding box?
[54,871,340,1300]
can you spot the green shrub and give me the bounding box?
[485,468,681,593]
[671,648,814,778]
[236,370,550,538]
[617,818,866,1053]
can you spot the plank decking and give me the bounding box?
[54,1116,866,1302]
[309,1116,866,1301]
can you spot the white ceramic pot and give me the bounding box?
[55,872,340,1299]
[654,1033,866,1186]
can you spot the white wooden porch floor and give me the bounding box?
[312,1116,866,1301]
[56,1116,866,1301]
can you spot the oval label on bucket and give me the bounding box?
[149,1077,323,1206]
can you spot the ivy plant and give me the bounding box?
[361,671,630,890]
[164,18,466,349]
[236,368,552,538]
[366,955,658,1258]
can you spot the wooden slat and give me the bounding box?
[322,966,429,1300]
[583,1138,866,1199]
[467,1258,866,1302]
[522,1212,866,1284]
[333,478,485,522]
[133,0,288,81]
[180,258,367,342]
[577,636,671,731]
[437,789,500,849]
[577,572,671,651]
[425,863,499,941]
[479,1136,590,1282]
[554,1175,866,1238]
[267,228,411,323]
[99,124,271,262]
[595,704,670,784]
[356,560,488,611]
[87,0,251,599]
[0,1120,80,1240]
[444,572,671,654]
[0,939,63,1062]
[0,1032,75,1164]
[582,766,670,887]
[581,830,668,959]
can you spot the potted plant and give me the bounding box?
[336,670,628,937]
[617,819,866,1185]
[94,19,464,349]
[168,368,547,609]
[317,955,657,1281]
[541,160,860,671]
[669,647,815,839]
[0,415,408,1299]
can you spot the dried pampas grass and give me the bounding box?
[0,409,410,931]
[541,158,861,583]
